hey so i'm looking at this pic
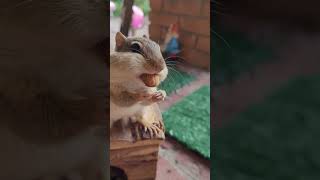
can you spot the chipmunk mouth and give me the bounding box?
[139,73,160,87]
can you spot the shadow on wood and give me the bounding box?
[111,166,128,180]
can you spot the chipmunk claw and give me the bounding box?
[135,116,163,138]
[151,90,166,102]
[139,122,161,137]
[158,119,165,131]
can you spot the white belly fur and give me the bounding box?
[110,100,143,126]
[0,125,104,180]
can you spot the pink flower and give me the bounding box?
[131,5,144,29]
[110,1,116,12]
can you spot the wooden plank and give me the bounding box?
[111,145,159,161]
[111,144,159,180]
[111,139,163,150]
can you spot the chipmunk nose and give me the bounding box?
[145,60,165,74]
[155,62,165,72]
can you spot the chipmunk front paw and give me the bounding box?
[135,89,166,105]
[133,88,154,101]
[150,90,166,102]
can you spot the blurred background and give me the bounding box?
[213,0,320,179]
[110,0,210,179]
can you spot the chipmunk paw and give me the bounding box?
[135,115,164,138]
[151,90,166,102]
[135,89,166,105]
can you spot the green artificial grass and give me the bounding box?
[212,29,274,86]
[214,75,320,179]
[159,68,196,96]
[163,85,211,158]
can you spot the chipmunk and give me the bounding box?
[110,32,168,136]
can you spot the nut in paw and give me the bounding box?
[140,74,160,87]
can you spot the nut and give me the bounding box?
[140,74,160,87]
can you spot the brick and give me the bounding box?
[149,26,172,47]
[179,17,210,36]
[149,24,161,40]
[149,13,179,27]
[201,0,210,17]
[182,49,210,69]
[164,0,201,16]
[179,32,197,49]
[150,0,163,13]
[160,26,168,41]
[196,36,210,53]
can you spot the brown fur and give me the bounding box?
[110,32,167,137]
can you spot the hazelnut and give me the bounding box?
[140,74,160,87]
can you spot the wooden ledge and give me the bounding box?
[111,139,163,150]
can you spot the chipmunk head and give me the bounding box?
[112,32,168,87]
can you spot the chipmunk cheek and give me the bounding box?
[159,68,168,81]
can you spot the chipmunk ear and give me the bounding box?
[115,32,127,50]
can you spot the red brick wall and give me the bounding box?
[149,0,210,70]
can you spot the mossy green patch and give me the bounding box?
[164,85,211,158]
[159,68,196,96]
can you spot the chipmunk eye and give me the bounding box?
[130,43,141,54]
